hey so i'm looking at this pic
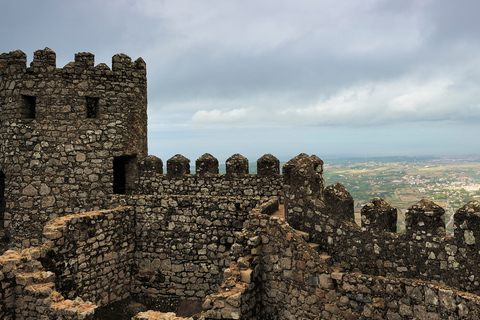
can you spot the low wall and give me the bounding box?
[0,242,97,320]
[42,206,135,306]
[290,191,480,295]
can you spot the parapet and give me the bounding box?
[361,197,397,233]
[282,153,324,200]
[282,154,326,230]
[405,199,445,238]
[141,153,283,179]
[226,154,249,177]
[167,154,191,178]
[0,47,148,135]
[324,182,355,222]
[139,155,163,175]
[0,50,27,71]
[0,48,146,75]
[257,153,280,176]
[454,200,480,247]
[30,47,56,71]
[74,52,95,73]
[196,153,219,177]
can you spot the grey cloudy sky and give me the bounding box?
[2,0,480,162]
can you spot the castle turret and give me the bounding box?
[0,48,148,249]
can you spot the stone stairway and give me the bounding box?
[0,247,97,320]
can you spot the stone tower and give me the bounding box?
[0,48,148,249]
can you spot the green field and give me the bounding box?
[323,156,480,233]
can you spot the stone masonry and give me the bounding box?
[0,48,147,249]
[2,49,480,319]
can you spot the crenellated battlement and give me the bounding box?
[0,48,146,75]
[135,153,284,201]
[0,50,27,71]
[30,47,56,71]
[361,197,397,233]
[284,154,480,295]
[140,153,282,177]
[361,197,447,237]
[0,48,147,126]
[405,198,446,237]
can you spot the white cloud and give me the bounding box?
[192,108,253,124]
[190,73,480,127]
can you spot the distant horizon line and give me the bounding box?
[162,154,480,174]
[154,153,480,166]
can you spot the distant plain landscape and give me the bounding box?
[322,156,480,233]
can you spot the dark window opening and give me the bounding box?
[113,155,137,194]
[86,97,99,118]
[21,95,36,118]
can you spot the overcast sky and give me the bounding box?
[2,0,480,163]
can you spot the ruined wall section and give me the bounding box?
[42,206,135,306]
[0,48,147,249]
[284,154,480,297]
[126,194,266,303]
[199,199,278,320]
[0,242,98,320]
[215,200,480,320]
[136,153,283,200]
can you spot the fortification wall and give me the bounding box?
[4,47,480,319]
[0,206,135,320]
[0,195,272,319]
[136,153,283,200]
[0,48,147,249]
[124,194,266,303]
[197,198,480,320]
[2,182,480,320]
[284,154,480,297]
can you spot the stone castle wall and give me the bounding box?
[42,207,135,306]
[0,207,136,319]
[135,154,283,200]
[1,157,480,319]
[3,48,480,319]
[124,194,266,301]
[0,197,271,319]
[284,154,480,297]
[199,198,480,320]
